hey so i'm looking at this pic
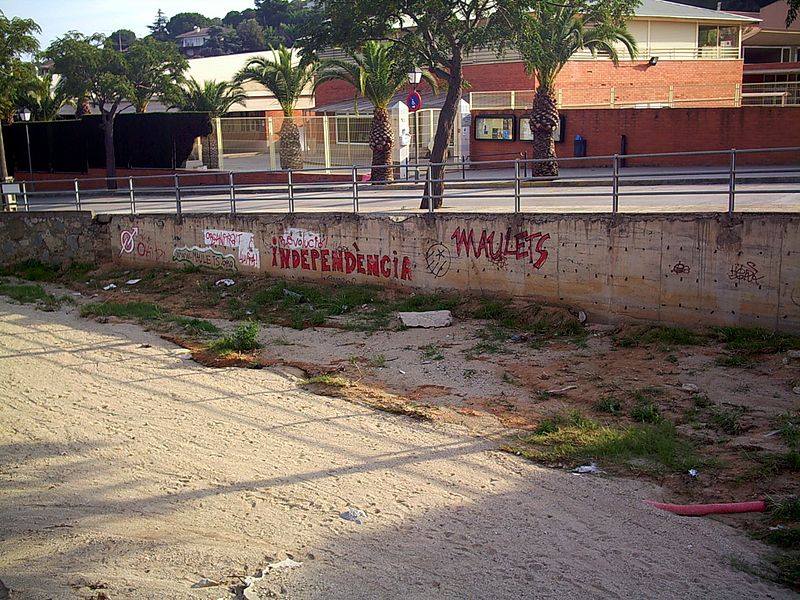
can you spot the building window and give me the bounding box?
[474,115,515,141]
[698,25,739,57]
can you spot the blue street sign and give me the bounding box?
[407,91,422,112]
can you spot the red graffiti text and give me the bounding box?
[450,227,550,269]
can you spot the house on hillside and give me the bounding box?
[176,27,212,57]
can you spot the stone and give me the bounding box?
[793,386,800,395]
[786,350,800,359]
[681,383,700,393]
[398,310,453,328]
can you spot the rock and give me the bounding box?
[793,386,800,395]
[681,383,700,393]
[787,350,800,359]
[398,310,453,328]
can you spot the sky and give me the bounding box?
[3,0,256,49]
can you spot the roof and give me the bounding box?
[176,28,211,39]
[634,0,760,22]
[315,90,446,114]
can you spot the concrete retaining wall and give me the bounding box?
[106,212,800,332]
[0,212,110,266]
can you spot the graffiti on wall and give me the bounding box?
[729,261,764,285]
[450,227,550,269]
[270,238,412,281]
[120,227,139,255]
[671,261,691,275]
[425,242,451,278]
[203,229,260,269]
[278,228,327,250]
[172,246,237,271]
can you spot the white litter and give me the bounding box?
[215,278,235,287]
[190,578,220,588]
[266,558,302,571]
[340,508,367,524]
[573,463,601,474]
[71,292,82,296]
[169,349,193,360]
[125,278,142,285]
[102,283,117,290]
[681,383,700,393]
[688,469,699,478]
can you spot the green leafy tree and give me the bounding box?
[255,0,311,44]
[173,79,247,117]
[148,9,169,42]
[0,11,40,180]
[48,32,189,186]
[236,46,319,169]
[304,0,506,206]
[508,1,638,176]
[16,73,71,121]
[319,41,436,182]
[237,19,267,52]
[125,38,187,112]
[167,12,213,38]
[223,9,259,28]
[105,29,137,51]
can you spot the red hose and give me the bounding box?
[643,499,766,516]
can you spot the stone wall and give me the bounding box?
[108,212,800,332]
[0,212,110,266]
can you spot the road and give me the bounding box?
[16,179,800,214]
[0,299,792,599]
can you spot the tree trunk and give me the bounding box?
[102,111,118,190]
[529,84,560,177]
[278,117,303,170]
[421,54,462,209]
[369,106,394,184]
[0,122,8,181]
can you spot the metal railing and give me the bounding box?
[3,147,799,216]
[470,82,800,111]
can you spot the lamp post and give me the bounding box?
[18,108,32,174]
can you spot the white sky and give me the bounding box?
[3,0,256,49]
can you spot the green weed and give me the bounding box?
[716,354,752,368]
[595,397,623,414]
[170,316,220,337]
[0,282,60,308]
[710,405,747,435]
[369,354,387,368]
[712,326,800,355]
[630,402,662,424]
[420,343,444,361]
[81,301,165,321]
[778,413,800,449]
[211,321,261,353]
[302,374,349,387]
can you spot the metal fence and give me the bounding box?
[469,82,800,111]
[3,147,799,216]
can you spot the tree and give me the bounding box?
[48,32,189,186]
[304,0,506,206]
[319,41,436,182]
[167,12,212,38]
[105,29,136,51]
[173,79,247,117]
[236,46,318,169]
[148,9,169,42]
[16,73,71,121]
[508,1,637,176]
[223,9,259,29]
[255,0,311,44]
[0,11,40,181]
[237,19,267,52]
[125,38,187,112]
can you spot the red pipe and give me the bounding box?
[644,499,766,517]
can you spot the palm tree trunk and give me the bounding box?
[369,106,394,184]
[530,84,560,177]
[278,117,303,170]
[0,121,8,182]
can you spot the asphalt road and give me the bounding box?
[15,179,800,214]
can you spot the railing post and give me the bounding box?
[174,174,182,217]
[21,182,29,212]
[461,155,466,180]
[352,166,359,213]
[287,168,294,213]
[426,168,434,214]
[728,148,737,214]
[73,179,81,211]
[612,154,620,214]
[128,176,135,214]
[229,171,236,215]
[522,151,528,178]
[514,159,521,213]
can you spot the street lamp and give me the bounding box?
[407,68,422,88]
[18,108,32,174]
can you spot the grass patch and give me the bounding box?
[709,405,747,435]
[210,321,260,354]
[368,354,387,368]
[170,316,220,337]
[506,419,702,474]
[394,293,461,313]
[0,283,63,310]
[630,402,662,424]
[712,326,800,355]
[778,412,800,449]
[0,259,97,283]
[645,326,703,346]
[420,343,444,361]
[768,497,800,523]
[81,301,165,321]
[303,374,349,387]
[763,527,800,549]
[595,397,623,415]
[715,354,752,368]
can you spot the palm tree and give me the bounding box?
[236,46,318,170]
[318,41,436,183]
[17,74,71,121]
[174,79,247,169]
[174,79,247,117]
[512,4,637,176]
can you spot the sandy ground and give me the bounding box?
[0,298,795,599]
